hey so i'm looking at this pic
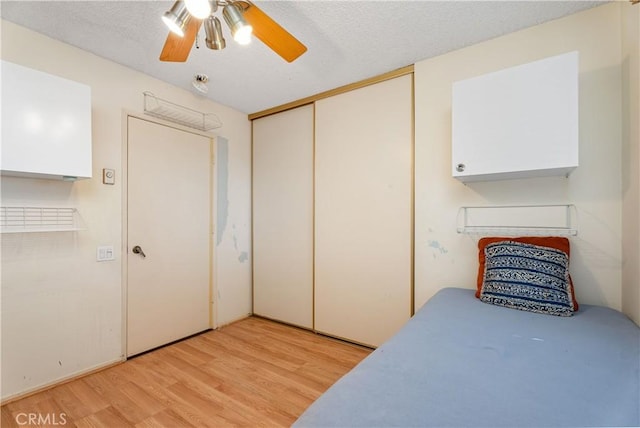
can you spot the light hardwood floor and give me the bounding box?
[1,317,371,427]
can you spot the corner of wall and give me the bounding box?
[621,2,640,326]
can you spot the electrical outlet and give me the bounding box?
[97,245,115,261]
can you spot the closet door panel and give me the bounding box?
[315,75,413,347]
[252,104,314,328]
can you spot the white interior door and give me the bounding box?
[127,116,212,357]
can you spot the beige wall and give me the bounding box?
[1,20,252,400]
[622,2,640,326]
[415,4,628,313]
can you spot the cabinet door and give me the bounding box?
[1,60,92,180]
[315,75,413,347]
[252,104,314,329]
[452,51,578,182]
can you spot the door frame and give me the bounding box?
[121,110,218,359]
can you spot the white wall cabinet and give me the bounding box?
[252,104,314,329]
[452,51,578,182]
[1,61,92,180]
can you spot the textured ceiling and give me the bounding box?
[1,0,607,114]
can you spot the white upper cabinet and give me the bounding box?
[452,51,578,182]
[1,61,92,180]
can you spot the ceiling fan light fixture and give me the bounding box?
[223,3,253,45]
[233,24,253,45]
[204,16,226,50]
[162,0,190,37]
[184,0,212,19]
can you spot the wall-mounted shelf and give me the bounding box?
[143,91,222,132]
[0,207,85,233]
[457,204,578,236]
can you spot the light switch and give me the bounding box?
[97,245,115,261]
[102,168,115,185]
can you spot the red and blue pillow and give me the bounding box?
[477,237,578,316]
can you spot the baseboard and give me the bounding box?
[1,357,124,406]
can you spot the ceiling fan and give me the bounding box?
[160,0,307,63]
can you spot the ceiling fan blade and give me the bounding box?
[159,17,202,62]
[242,2,307,63]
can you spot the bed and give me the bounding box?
[295,285,640,426]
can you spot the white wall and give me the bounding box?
[415,4,626,312]
[621,2,640,326]
[213,135,253,326]
[0,20,252,401]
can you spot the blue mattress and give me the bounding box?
[294,288,640,427]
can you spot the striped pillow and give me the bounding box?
[479,240,577,316]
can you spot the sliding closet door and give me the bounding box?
[315,75,413,347]
[252,104,314,328]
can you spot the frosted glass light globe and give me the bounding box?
[185,0,211,19]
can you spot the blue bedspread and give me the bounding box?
[294,288,640,427]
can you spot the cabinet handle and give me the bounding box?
[456,163,466,172]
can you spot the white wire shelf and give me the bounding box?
[143,91,222,132]
[0,207,85,233]
[457,204,578,236]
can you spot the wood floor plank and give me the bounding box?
[81,373,163,425]
[135,409,197,428]
[199,330,335,390]
[202,359,304,422]
[170,340,218,366]
[1,406,16,428]
[128,352,185,388]
[74,405,134,428]
[236,318,369,369]
[5,390,53,413]
[48,380,109,420]
[1,317,371,427]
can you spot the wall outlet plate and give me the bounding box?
[97,246,115,261]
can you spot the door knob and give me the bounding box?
[132,245,146,258]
